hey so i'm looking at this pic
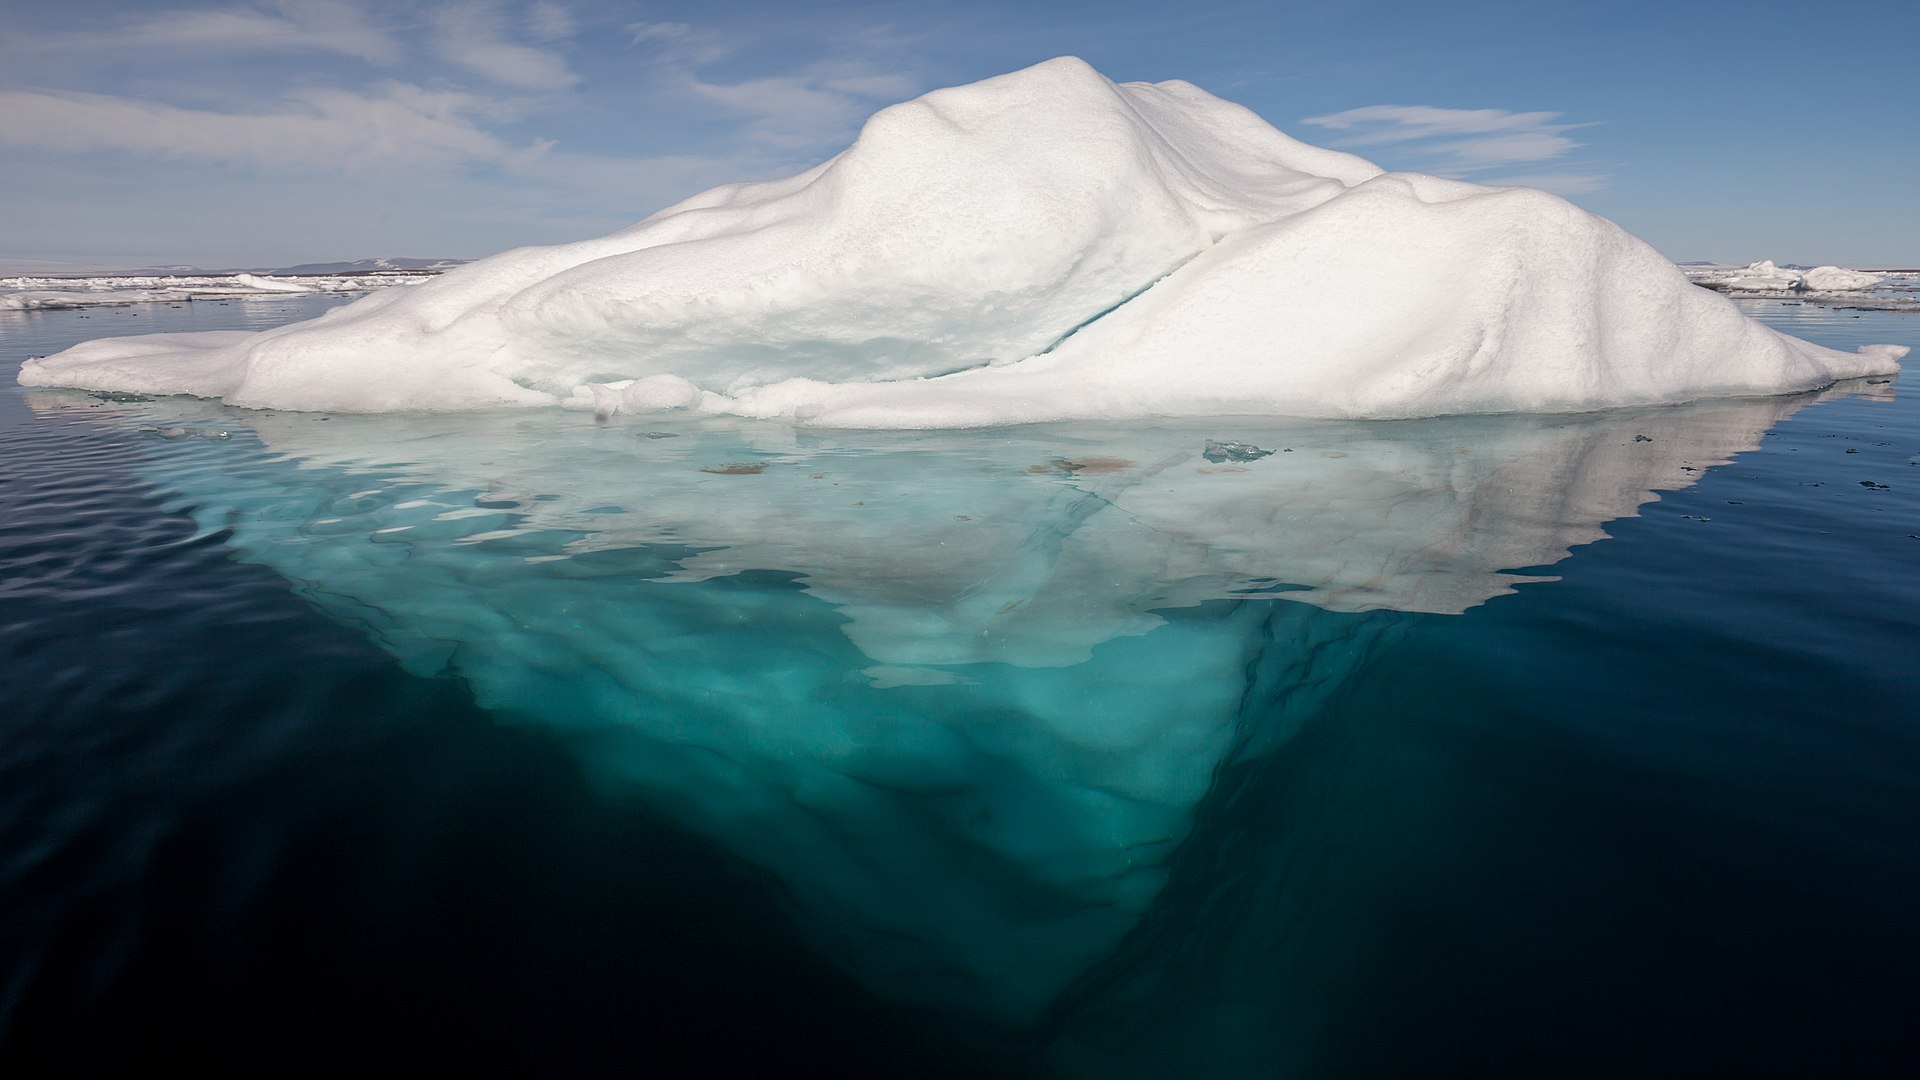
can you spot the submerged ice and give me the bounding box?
[19,57,1903,422]
[27,381,1873,1020]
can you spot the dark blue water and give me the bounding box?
[2,295,1916,1077]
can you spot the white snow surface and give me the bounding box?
[19,57,1905,423]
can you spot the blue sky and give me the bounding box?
[2,0,1914,271]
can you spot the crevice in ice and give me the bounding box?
[906,357,1002,381]
[1031,251,1205,359]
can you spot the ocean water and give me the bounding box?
[2,295,1916,1078]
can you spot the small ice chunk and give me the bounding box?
[1202,439,1275,463]
[621,374,704,412]
[233,273,315,293]
[587,382,622,420]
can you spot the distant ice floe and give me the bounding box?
[20,56,1906,423]
[1684,259,1889,295]
[0,271,432,310]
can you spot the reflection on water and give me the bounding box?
[19,378,1882,1023]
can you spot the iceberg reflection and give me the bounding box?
[24,384,1866,1021]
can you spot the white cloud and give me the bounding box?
[524,2,576,43]
[1478,173,1611,197]
[1441,131,1585,171]
[625,20,692,45]
[813,66,921,101]
[624,21,734,66]
[675,69,917,149]
[0,5,942,263]
[2,1,401,65]
[0,84,528,172]
[431,2,578,91]
[1305,105,1570,142]
[1302,104,1594,180]
[508,149,761,214]
[620,14,921,150]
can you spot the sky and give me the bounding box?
[2,0,1915,272]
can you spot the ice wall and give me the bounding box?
[20,58,1902,422]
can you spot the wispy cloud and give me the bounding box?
[1305,105,1576,143]
[674,65,919,149]
[0,84,530,172]
[0,3,948,263]
[623,22,921,152]
[431,2,578,91]
[1475,172,1611,197]
[1302,104,1600,188]
[524,2,576,44]
[624,21,735,66]
[2,0,402,65]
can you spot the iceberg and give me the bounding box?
[19,57,1902,422]
[1800,265,1885,292]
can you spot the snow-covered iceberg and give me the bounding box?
[19,57,1905,423]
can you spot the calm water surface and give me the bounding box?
[2,295,1916,1077]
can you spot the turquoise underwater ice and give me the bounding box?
[26,383,1866,1022]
